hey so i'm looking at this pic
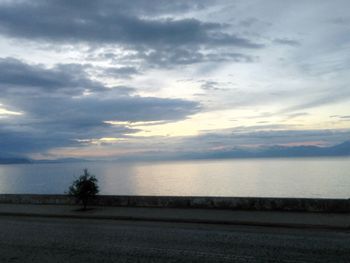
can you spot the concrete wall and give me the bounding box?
[0,194,349,212]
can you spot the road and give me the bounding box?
[0,216,349,262]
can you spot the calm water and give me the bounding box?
[0,158,350,198]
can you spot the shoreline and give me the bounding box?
[1,194,349,212]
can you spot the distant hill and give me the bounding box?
[172,140,350,160]
[0,156,89,164]
[1,141,349,163]
[0,157,31,164]
[34,158,90,164]
[256,140,350,158]
[326,141,350,156]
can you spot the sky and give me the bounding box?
[0,0,349,160]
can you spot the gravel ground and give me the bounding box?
[0,216,349,263]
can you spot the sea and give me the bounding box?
[0,157,349,198]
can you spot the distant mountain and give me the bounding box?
[1,141,349,164]
[259,141,350,158]
[110,141,350,162]
[33,158,90,164]
[326,140,350,155]
[0,156,89,164]
[172,140,350,160]
[0,157,31,164]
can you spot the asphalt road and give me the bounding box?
[0,216,349,263]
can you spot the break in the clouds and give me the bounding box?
[0,0,349,159]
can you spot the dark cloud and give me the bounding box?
[0,0,262,68]
[329,17,350,25]
[239,18,259,27]
[137,49,256,67]
[99,48,256,68]
[330,115,350,120]
[103,66,139,79]
[0,1,261,48]
[0,58,105,95]
[0,58,200,155]
[17,94,200,126]
[198,80,235,91]
[273,38,300,46]
[238,17,271,28]
[47,0,211,17]
[200,80,221,91]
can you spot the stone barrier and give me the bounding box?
[0,194,349,212]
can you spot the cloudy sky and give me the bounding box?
[0,0,349,160]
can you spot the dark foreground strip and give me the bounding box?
[0,212,348,231]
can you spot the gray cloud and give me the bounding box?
[47,0,211,17]
[119,127,350,161]
[17,94,200,126]
[0,1,261,48]
[99,48,256,69]
[198,80,235,92]
[138,49,256,68]
[1,1,349,160]
[328,17,350,25]
[0,58,105,95]
[0,58,200,155]
[103,66,140,79]
[273,38,300,46]
[280,86,350,113]
[285,112,309,119]
[0,1,262,68]
[330,115,350,121]
[179,128,350,153]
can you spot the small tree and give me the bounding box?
[68,169,99,210]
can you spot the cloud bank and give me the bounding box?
[0,0,349,159]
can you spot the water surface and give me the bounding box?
[0,157,349,198]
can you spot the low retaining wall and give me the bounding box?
[0,194,349,212]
